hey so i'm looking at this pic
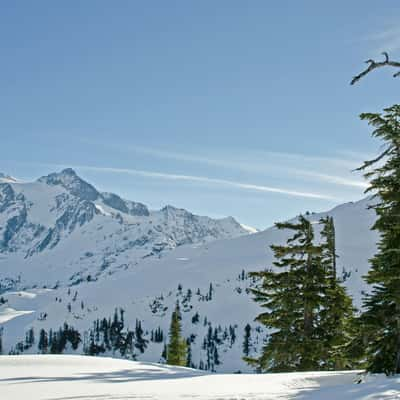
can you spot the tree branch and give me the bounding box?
[350,52,400,85]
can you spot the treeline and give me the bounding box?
[83,308,148,357]
[165,301,239,371]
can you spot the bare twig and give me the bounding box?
[351,52,400,85]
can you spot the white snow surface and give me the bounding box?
[0,307,34,323]
[0,355,398,400]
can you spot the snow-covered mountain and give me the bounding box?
[0,169,378,372]
[0,168,251,289]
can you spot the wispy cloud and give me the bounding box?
[290,169,368,189]
[49,163,338,201]
[93,144,367,189]
[98,142,362,171]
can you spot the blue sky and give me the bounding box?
[1,1,400,228]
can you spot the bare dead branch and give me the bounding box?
[350,52,400,85]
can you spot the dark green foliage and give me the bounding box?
[25,327,35,350]
[83,311,145,358]
[191,312,200,324]
[249,216,354,372]
[207,283,213,301]
[161,343,167,361]
[243,324,251,357]
[46,323,81,354]
[249,217,326,371]
[151,327,164,343]
[357,106,400,375]
[134,319,148,353]
[167,302,187,366]
[319,217,355,369]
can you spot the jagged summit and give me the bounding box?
[38,168,99,201]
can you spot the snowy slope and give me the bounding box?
[0,170,379,372]
[1,355,397,400]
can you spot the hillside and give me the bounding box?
[0,170,378,372]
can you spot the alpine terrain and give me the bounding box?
[0,169,377,372]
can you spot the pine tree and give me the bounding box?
[167,302,187,366]
[243,324,252,357]
[249,216,327,372]
[319,216,354,369]
[134,319,148,353]
[49,330,59,354]
[161,343,167,361]
[357,106,400,375]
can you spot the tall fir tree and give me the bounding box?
[167,301,187,366]
[249,216,326,371]
[319,216,354,369]
[357,106,400,375]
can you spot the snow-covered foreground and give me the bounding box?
[1,355,398,400]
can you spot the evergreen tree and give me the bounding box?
[167,302,187,366]
[243,323,252,357]
[249,216,327,372]
[357,106,400,375]
[213,346,220,367]
[192,312,200,324]
[24,327,35,349]
[161,343,167,361]
[208,283,213,300]
[319,217,354,369]
[49,331,59,354]
[134,319,148,353]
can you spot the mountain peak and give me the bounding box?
[60,168,77,176]
[38,169,99,201]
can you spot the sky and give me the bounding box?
[1,1,400,229]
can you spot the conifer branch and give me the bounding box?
[355,148,391,171]
[351,52,400,85]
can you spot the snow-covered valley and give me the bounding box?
[0,169,379,372]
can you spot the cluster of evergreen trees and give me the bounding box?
[165,301,238,371]
[353,106,400,375]
[83,308,148,358]
[249,216,354,371]
[249,105,400,376]
[38,324,81,354]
